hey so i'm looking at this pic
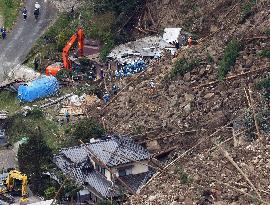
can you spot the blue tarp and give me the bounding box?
[115,60,147,78]
[18,76,59,102]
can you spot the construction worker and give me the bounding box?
[22,7,27,21]
[112,84,118,95]
[33,57,39,70]
[188,36,193,47]
[64,110,70,124]
[103,92,110,104]
[1,27,6,39]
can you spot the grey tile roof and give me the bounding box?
[87,136,150,167]
[118,171,153,192]
[54,136,151,198]
[54,154,116,198]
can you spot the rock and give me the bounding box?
[170,95,179,107]
[183,72,191,81]
[183,103,192,113]
[204,92,215,99]
[128,86,134,91]
[184,93,194,103]
[170,201,180,205]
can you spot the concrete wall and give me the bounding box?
[132,161,149,175]
[112,161,149,177]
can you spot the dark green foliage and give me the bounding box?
[170,58,201,79]
[44,186,56,200]
[206,53,214,63]
[264,28,270,35]
[218,39,241,80]
[28,108,44,119]
[73,118,105,142]
[18,128,53,194]
[56,69,72,81]
[239,0,256,23]
[256,76,270,90]
[175,166,192,184]
[259,49,270,58]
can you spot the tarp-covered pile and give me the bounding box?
[115,60,147,78]
[18,76,59,102]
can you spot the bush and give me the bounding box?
[73,118,105,142]
[239,0,256,23]
[264,28,270,35]
[259,49,270,58]
[170,58,201,79]
[218,39,241,80]
[175,166,192,184]
[256,76,270,90]
[0,0,21,28]
[44,186,56,200]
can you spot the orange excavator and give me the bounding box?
[46,27,85,76]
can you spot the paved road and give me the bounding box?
[0,0,57,82]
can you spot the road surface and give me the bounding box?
[0,0,57,82]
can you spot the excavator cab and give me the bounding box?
[46,27,85,77]
[5,170,28,197]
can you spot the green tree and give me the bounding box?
[73,118,105,142]
[17,127,53,194]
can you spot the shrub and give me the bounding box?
[256,76,270,90]
[175,166,192,184]
[44,186,56,200]
[218,39,241,80]
[264,28,270,35]
[73,118,105,142]
[239,0,256,23]
[259,49,270,58]
[170,58,201,79]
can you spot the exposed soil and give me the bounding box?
[85,0,270,204]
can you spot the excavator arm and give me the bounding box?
[62,27,85,70]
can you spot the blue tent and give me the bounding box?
[18,76,59,102]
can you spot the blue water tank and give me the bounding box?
[18,76,59,102]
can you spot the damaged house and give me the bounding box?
[54,136,152,203]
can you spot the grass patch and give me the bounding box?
[0,0,21,29]
[5,111,65,151]
[0,91,20,114]
[239,0,256,23]
[259,49,270,58]
[169,58,201,79]
[218,39,241,80]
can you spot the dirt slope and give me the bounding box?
[87,0,270,204]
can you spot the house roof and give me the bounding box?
[54,136,151,198]
[59,136,150,167]
[54,153,116,198]
[88,136,150,167]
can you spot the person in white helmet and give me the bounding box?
[35,2,40,10]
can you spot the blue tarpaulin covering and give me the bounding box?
[18,76,59,102]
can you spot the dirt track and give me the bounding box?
[0,0,57,82]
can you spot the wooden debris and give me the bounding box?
[212,179,270,205]
[218,146,262,200]
[193,66,270,89]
